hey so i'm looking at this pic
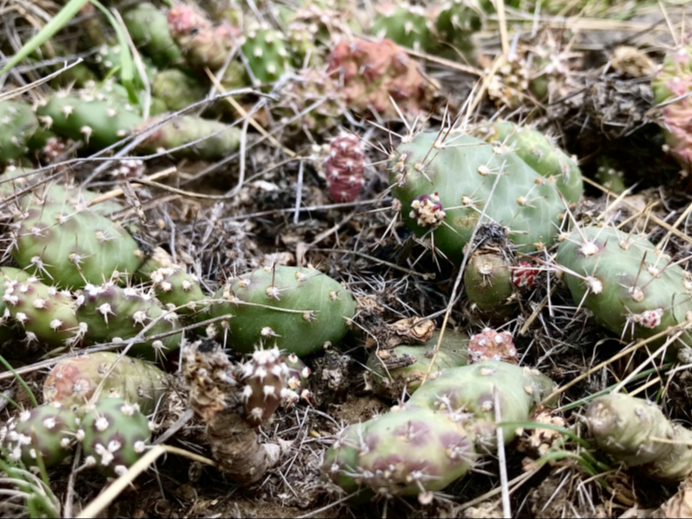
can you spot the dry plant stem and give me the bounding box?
[76,445,215,519]
[539,318,692,406]
[86,167,177,208]
[583,176,692,246]
[655,200,692,251]
[494,385,511,518]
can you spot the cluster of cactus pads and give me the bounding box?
[1,352,163,475]
[323,361,554,500]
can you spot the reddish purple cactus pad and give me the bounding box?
[512,260,539,289]
[468,328,518,365]
[325,133,365,202]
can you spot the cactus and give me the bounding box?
[10,192,143,289]
[555,226,692,352]
[242,28,290,85]
[79,397,152,477]
[586,393,692,482]
[390,131,569,263]
[3,402,78,468]
[123,2,185,68]
[366,329,469,400]
[2,274,79,347]
[43,352,167,415]
[467,328,518,364]
[325,133,366,202]
[238,347,300,425]
[0,101,39,164]
[0,267,30,343]
[474,121,583,204]
[134,114,242,161]
[152,69,207,112]
[36,92,142,150]
[651,44,692,172]
[95,45,156,87]
[207,265,356,356]
[435,0,482,54]
[596,161,627,194]
[371,3,437,53]
[323,361,554,499]
[325,38,432,119]
[283,352,312,402]
[76,282,182,361]
[464,250,514,315]
[149,265,206,314]
[167,4,234,70]
[512,260,539,289]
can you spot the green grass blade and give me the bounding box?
[0,0,90,75]
[0,355,38,408]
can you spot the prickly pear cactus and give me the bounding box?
[207,265,356,356]
[167,4,234,70]
[0,267,30,343]
[326,38,432,118]
[76,282,182,361]
[36,92,142,150]
[135,114,241,161]
[390,131,569,263]
[0,101,39,164]
[238,347,298,425]
[435,0,482,54]
[652,44,692,171]
[79,398,152,477]
[149,265,206,314]
[152,69,207,112]
[325,133,366,202]
[10,194,143,289]
[555,226,692,352]
[44,351,167,415]
[3,402,78,468]
[371,3,436,53]
[366,329,469,400]
[283,352,312,402]
[464,250,514,315]
[242,28,290,85]
[323,361,554,499]
[474,121,583,204]
[586,393,692,482]
[2,274,79,347]
[124,2,185,68]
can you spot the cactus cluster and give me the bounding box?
[323,361,554,499]
[208,265,356,356]
[325,133,366,202]
[555,226,692,354]
[651,44,692,173]
[0,101,40,164]
[390,130,580,263]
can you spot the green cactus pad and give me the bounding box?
[0,101,39,164]
[208,266,356,356]
[464,250,514,315]
[149,265,206,314]
[323,406,475,498]
[79,398,152,477]
[474,122,583,204]
[44,351,168,415]
[76,282,182,361]
[390,131,567,262]
[11,197,143,289]
[372,4,437,53]
[555,227,692,350]
[123,3,185,68]
[36,93,142,150]
[587,393,692,482]
[242,28,291,85]
[366,330,469,400]
[2,275,79,347]
[135,114,241,161]
[152,69,207,112]
[4,403,78,468]
[435,0,482,54]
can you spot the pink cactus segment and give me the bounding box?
[661,100,692,167]
[512,260,539,289]
[167,5,233,69]
[468,328,518,365]
[325,133,366,202]
[167,4,212,35]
